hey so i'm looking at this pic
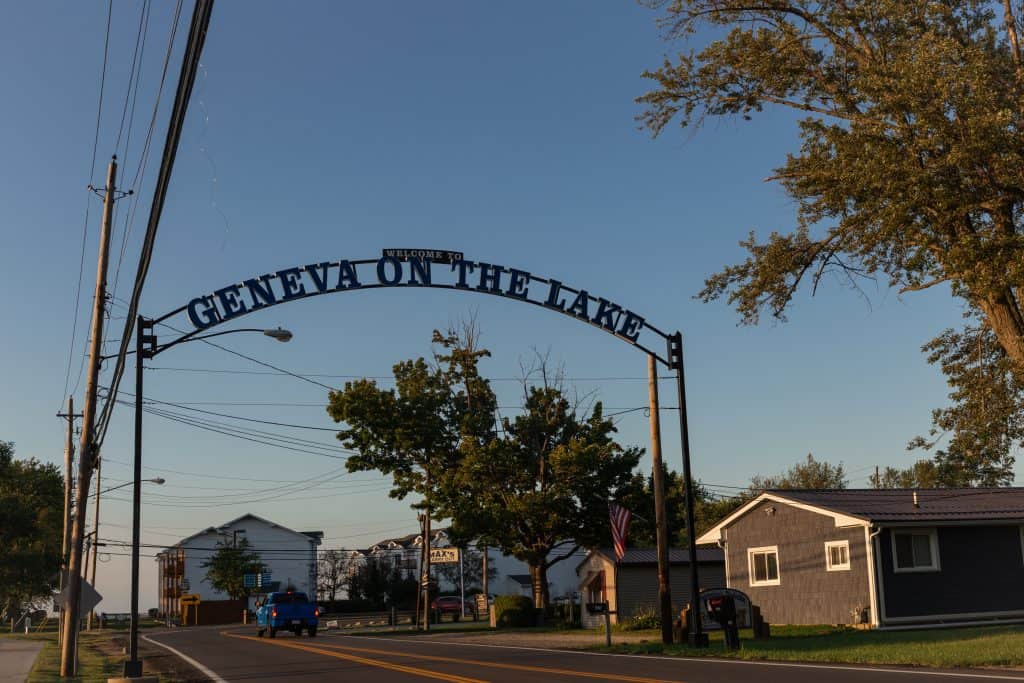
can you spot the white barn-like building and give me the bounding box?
[156,513,322,619]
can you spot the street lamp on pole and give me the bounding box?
[94,478,165,497]
[121,320,293,678]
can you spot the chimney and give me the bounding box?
[913,491,919,508]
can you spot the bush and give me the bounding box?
[621,604,660,631]
[492,595,534,628]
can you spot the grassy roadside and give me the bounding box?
[20,631,122,683]
[588,624,1024,668]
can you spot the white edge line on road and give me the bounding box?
[338,634,1024,681]
[141,633,228,683]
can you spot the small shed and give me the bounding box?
[576,548,725,629]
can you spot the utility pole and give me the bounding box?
[57,397,81,647]
[86,460,103,630]
[61,156,117,677]
[647,354,673,644]
[423,470,432,633]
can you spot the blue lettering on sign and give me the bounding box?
[376,256,403,285]
[186,295,222,329]
[407,257,431,285]
[177,255,655,349]
[336,260,361,290]
[215,284,249,320]
[304,262,333,293]
[244,274,277,309]
[277,267,307,300]
[451,260,476,289]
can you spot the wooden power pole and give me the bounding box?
[647,354,673,644]
[60,157,117,677]
[57,396,81,647]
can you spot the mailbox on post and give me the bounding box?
[586,602,613,646]
[699,588,748,650]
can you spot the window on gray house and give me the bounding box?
[892,529,939,572]
[748,546,780,586]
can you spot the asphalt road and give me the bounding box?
[143,626,1024,683]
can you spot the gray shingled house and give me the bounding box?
[696,488,1024,628]
[576,548,725,629]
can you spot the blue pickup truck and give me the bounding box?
[256,591,319,638]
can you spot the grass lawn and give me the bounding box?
[590,624,1024,668]
[16,631,122,683]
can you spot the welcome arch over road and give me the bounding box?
[154,251,675,365]
[144,249,703,647]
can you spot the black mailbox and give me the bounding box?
[586,602,609,615]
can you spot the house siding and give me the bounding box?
[725,500,870,625]
[878,525,1024,620]
[616,563,726,622]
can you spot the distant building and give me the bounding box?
[353,528,586,601]
[697,488,1024,628]
[156,513,322,619]
[575,548,726,629]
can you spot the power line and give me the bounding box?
[94,0,213,448]
[60,0,115,406]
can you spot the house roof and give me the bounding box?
[159,513,322,553]
[577,547,724,573]
[777,488,1024,523]
[368,528,449,552]
[506,574,532,586]
[696,488,1024,545]
[598,548,724,566]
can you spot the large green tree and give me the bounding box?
[327,326,495,521]
[200,538,263,600]
[639,0,1024,486]
[0,441,63,620]
[450,386,642,609]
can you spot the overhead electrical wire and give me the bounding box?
[94,0,214,449]
[60,0,115,406]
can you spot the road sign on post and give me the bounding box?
[429,548,460,564]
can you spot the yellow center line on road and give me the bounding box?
[221,631,488,683]
[308,638,685,683]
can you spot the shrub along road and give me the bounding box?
[142,625,1024,682]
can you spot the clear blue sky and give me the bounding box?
[0,1,966,611]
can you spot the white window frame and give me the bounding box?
[825,540,851,571]
[890,528,941,573]
[747,545,781,586]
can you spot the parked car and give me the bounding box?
[256,591,319,638]
[431,596,464,621]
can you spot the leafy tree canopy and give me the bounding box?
[327,326,495,510]
[450,382,642,608]
[750,453,848,490]
[639,0,1024,485]
[0,441,63,619]
[200,538,263,600]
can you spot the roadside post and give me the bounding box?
[586,602,613,647]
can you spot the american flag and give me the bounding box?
[608,502,632,561]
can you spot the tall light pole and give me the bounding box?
[119,320,292,678]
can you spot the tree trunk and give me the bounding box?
[979,291,1024,374]
[528,563,550,610]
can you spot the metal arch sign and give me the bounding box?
[156,249,675,364]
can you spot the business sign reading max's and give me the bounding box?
[184,252,650,345]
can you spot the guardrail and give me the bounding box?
[321,610,417,630]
